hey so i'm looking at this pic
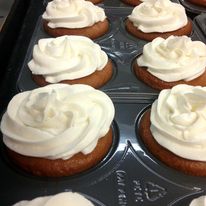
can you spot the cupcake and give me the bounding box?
[42,0,109,39]
[121,0,149,6]
[13,192,94,206]
[134,36,206,90]
[186,0,206,7]
[125,0,192,41]
[28,35,113,88]
[1,84,115,177]
[189,195,206,206]
[139,84,206,176]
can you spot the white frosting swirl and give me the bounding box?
[128,0,188,33]
[150,84,206,161]
[13,192,94,206]
[42,0,106,29]
[137,36,206,82]
[28,35,108,83]
[189,196,206,206]
[1,84,114,160]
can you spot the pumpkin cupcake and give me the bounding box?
[1,84,115,177]
[139,84,206,176]
[134,35,206,90]
[28,35,113,88]
[42,0,109,39]
[125,0,192,41]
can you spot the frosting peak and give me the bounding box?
[1,84,115,160]
[28,35,108,83]
[128,0,188,33]
[42,0,106,29]
[150,84,206,161]
[137,36,206,82]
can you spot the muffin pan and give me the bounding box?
[179,0,206,15]
[17,7,156,101]
[1,0,206,205]
[17,2,203,102]
[193,13,206,44]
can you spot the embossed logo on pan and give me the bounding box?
[116,170,167,204]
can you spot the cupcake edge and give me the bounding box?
[43,19,109,39]
[133,62,206,90]
[86,0,103,4]
[32,59,113,89]
[121,0,142,6]
[125,18,193,41]
[187,0,206,7]
[6,127,113,177]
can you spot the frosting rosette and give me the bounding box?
[28,35,108,83]
[13,192,94,206]
[189,195,206,206]
[42,0,106,29]
[128,0,188,33]
[1,84,115,160]
[150,84,206,161]
[137,36,206,82]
